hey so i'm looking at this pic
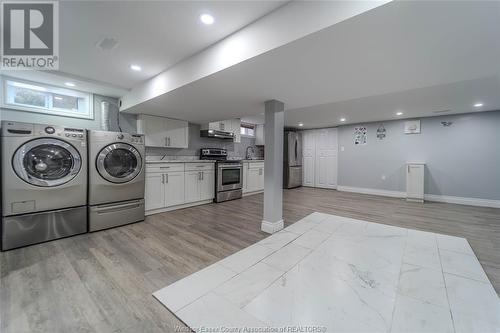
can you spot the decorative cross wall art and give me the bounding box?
[354,126,367,145]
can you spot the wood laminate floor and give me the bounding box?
[1,187,499,333]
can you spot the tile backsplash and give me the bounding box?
[146,124,264,159]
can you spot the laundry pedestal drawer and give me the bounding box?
[88,199,145,232]
[1,206,87,251]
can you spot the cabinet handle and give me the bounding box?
[165,137,168,146]
[161,174,164,184]
[198,171,201,181]
[408,165,410,173]
[165,174,169,183]
[168,137,171,146]
[202,171,204,180]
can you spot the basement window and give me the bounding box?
[240,123,255,137]
[1,77,93,119]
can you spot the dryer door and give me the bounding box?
[96,143,142,183]
[13,138,82,187]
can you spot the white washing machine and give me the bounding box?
[1,121,88,250]
[87,130,145,232]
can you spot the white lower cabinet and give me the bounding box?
[200,171,215,200]
[185,170,214,202]
[145,173,165,211]
[406,162,425,202]
[145,171,185,211]
[244,162,264,194]
[145,162,214,215]
[164,172,185,207]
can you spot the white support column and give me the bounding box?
[261,100,285,234]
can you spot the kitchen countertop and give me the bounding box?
[146,160,216,163]
[242,159,264,162]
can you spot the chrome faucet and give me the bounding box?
[245,146,255,160]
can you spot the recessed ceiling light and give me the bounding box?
[200,14,215,25]
[340,118,346,122]
[474,103,483,107]
[298,123,304,127]
[396,111,403,116]
[65,82,75,87]
[54,96,63,100]
[130,64,142,71]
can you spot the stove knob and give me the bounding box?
[117,134,124,140]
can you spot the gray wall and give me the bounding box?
[0,94,136,133]
[146,123,261,158]
[338,111,500,200]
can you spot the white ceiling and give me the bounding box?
[58,1,285,91]
[124,1,500,127]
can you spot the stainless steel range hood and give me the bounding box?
[200,129,235,139]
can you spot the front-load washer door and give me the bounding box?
[96,143,142,183]
[12,138,82,187]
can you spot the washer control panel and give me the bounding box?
[115,133,144,145]
[34,124,86,140]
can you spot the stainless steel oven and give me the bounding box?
[200,148,243,203]
[217,162,243,192]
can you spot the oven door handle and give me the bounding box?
[219,164,243,168]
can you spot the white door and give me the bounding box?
[145,173,165,211]
[200,171,215,201]
[314,128,338,189]
[302,131,316,187]
[184,171,200,203]
[164,172,185,207]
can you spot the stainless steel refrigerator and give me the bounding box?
[284,131,303,188]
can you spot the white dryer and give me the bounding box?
[1,121,88,250]
[87,130,145,232]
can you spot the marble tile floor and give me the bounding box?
[153,212,500,333]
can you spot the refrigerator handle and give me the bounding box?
[295,139,298,161]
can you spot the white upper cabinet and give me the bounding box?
[255,124,265,145]
[137,114,189,148]
[230,118,241,143]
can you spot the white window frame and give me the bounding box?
[1,76,94,120]
[240,123,256,138]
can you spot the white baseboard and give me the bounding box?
[424,194,500,208]
[337,186,500,208]
[145,199,213,216]
[261,219,284,234]
[337,186,406,198]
